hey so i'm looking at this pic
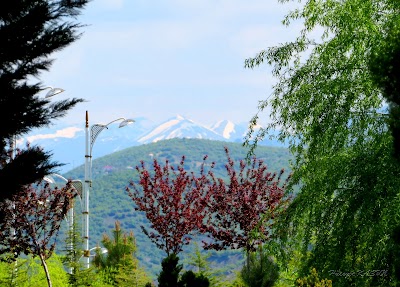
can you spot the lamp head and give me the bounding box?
[45,87,65,98]
[43,176,55,184]
[119,119,135,128]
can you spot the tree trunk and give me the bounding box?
[39,253,52,287]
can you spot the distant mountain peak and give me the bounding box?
[168,114,196,124]
[137,115,224,144]
[210,120,236,139]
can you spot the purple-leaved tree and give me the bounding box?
[202,147,290,253]
[0,181,76,287]
[127,156,213,256]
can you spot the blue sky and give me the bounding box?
[40,0,300,128]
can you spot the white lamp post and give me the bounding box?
[82,111,134,269]
[43,174,83,274]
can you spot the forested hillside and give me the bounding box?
[61,138,292,277]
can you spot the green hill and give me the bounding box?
[60,138,292,278]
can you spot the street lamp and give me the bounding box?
[80,246,108,261]
[43,174,83,274]
[89,246,108,256]
[43,173,83,232]
[43,86,65,98]
[82,111,134,269]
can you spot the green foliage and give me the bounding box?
[61,206,84,285]
[273,248,303,287]
[185,243,211,275]
[295,268,332,287]
[158,254,182,287]
[179,270,210,287]
[94,221,137,269]
[60,207,107,287]
[241,245,279,287]
[93,221,152,286]
[0,256,22,286]
[0,254,69,287]
[184,243,227,287]
[244,0,400,285]
[369,8,400,159]
[225,271,246,287]
[158,253,211,287]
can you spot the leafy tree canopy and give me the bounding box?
[245,0,400,285]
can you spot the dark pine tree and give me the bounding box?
[0,0,88,219]
[158,254,182,287]
[179,270,210,287]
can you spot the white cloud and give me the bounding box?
[26,127,83,143]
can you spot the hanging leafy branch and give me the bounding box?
[243,0,400,285]
[369,9,400,159]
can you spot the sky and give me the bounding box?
[39,0,301,129]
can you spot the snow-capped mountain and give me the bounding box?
[18,115,284,173]
[137,115,225,144]
[17,117,155,173]
[210,120,236,139]
[209,119,249,142]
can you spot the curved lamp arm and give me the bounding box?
[90,246,108,254]
[89,118,135,156]
[43,174,83,202]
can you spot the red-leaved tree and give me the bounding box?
[126,156,213,256]
[202,147,290,253]
[0,181,77,287]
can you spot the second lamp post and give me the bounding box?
[82,110,134,269]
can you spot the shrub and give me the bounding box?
[158,254,182,287]
[241,247,279,287]
[179,270,210,287]
[295,268,332,287]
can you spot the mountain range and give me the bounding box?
[18,115,284,173]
